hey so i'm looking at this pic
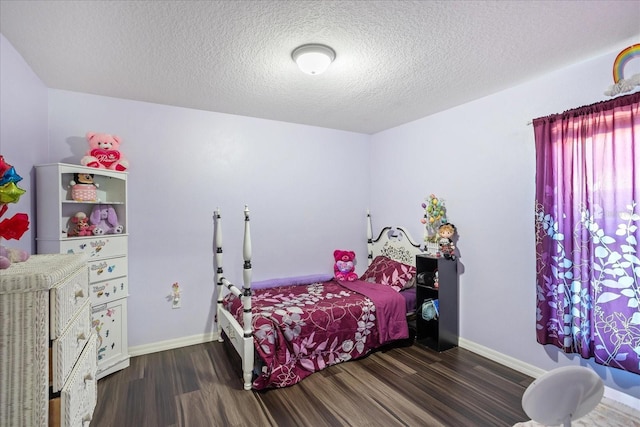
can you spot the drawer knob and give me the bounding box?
[84,373,94,387]
[74,288,85,302]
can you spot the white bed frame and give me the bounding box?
[366,211,428,266]
[215,206,254,390]
[215,207,426,390]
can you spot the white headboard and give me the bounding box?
[366,212,424,266]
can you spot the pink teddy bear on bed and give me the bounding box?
[81,132,129,171]
[334,250,358,282]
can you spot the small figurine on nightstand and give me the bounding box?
[437,223,457,260]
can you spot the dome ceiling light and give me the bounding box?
[292,44,336,75]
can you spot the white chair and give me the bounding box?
[521,366,604,427]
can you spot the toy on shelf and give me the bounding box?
[333,249,358,281]
[67,212,95,237]
[90,204,123,235]
[70,173,99,201]
[437,223,457,260]
[0,155,30,269]
[81,132,129,171]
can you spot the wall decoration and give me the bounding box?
[604,43,640,96]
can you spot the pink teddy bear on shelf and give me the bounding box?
[81,132,129,171]
[333,249,358,282]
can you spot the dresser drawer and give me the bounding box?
[88,256,127,284]
[90,276,128,306]
[50,266,90,339]
[53,334,98,427]
[59,235,127,259]
[52,301,92,392]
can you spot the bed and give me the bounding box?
[215,207,426,390]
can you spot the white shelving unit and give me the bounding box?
[35,163,130,380]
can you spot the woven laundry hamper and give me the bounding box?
[0,253,88,427]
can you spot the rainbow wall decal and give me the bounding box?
[613,44,640,83]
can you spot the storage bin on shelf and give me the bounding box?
[71,184,98,202]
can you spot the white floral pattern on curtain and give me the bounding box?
[533,92,640,375]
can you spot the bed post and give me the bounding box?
[241,205,253,390]
[215,208,225,342]
[366,210,373,266]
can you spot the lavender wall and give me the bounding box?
[0,34,48,254]
[369,37,640,402]
[45,90,371,347]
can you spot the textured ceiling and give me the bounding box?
[1,1,639,134]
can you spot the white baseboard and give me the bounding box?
[459,337,546,378]
[458,337,640,411]
[129,331,220,357]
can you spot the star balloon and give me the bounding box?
[0,166,22,186]
[0,155,10,176]
[0,157,30,243]
[0,182,26,204]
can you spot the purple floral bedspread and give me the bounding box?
[223,279,408,390]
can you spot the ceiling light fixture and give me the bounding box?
[292,44,336,75]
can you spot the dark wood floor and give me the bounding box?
[91,339,533,427]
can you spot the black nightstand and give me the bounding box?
[415,254,459,351]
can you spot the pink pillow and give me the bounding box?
[359,256,416,292]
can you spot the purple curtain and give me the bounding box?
[533,92,640,375]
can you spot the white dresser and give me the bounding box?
[0,254,97,427]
